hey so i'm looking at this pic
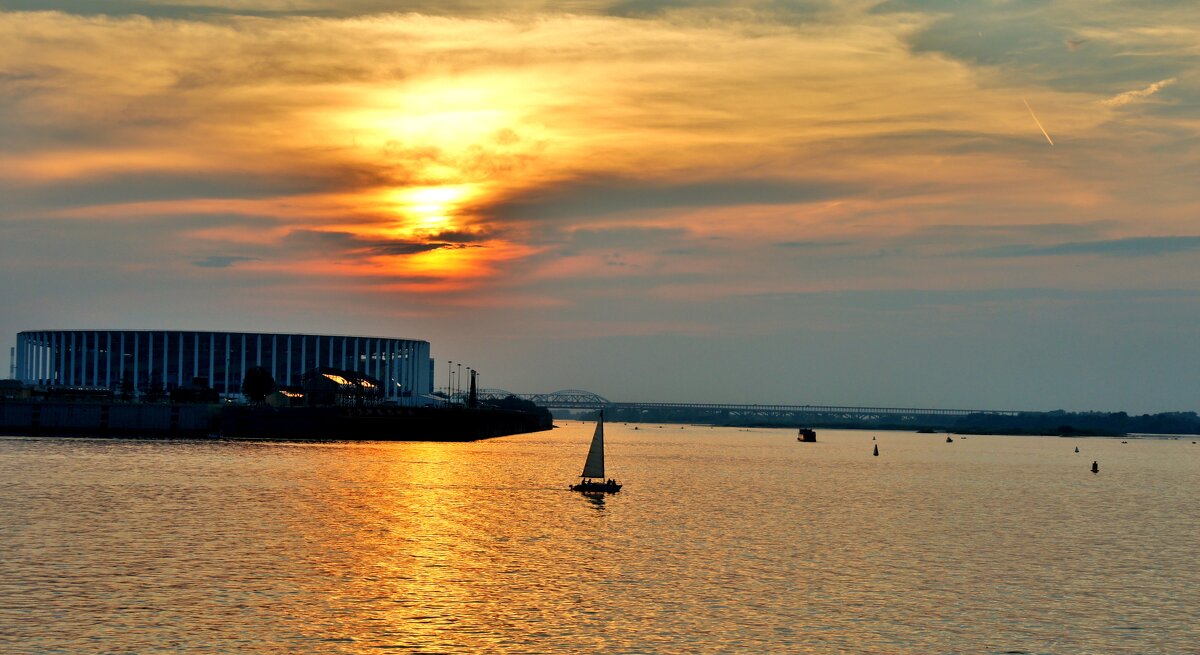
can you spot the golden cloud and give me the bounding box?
[0,7,1165,305]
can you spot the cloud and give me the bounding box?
[958,236,1200,259]
[486,178,859,224]
[602,252,628,267]
[192,255,260,268]
[774,240,853,250]
[2,1,602,18]
[567,226,691,249]
[3,4,1200,320]
[1103,78,1177,106]
[365,240,459,256]
[426,229,493,244]
[0,171,328,216]
[280,229,458,257]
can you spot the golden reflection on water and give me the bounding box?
[0,427,1198,654]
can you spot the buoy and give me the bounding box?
[1091,460,1099,473]
[1075,446,1079,453]
[873,444,879,456]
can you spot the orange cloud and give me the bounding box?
[0,7,1186,314]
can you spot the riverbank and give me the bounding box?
[221,405,552,441]
[0,401,552,441]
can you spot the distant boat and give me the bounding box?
[873,444,879,456]
[1092,460,1099,473]
[1075,446,1080,453]
[797,427,816,442]
[946,436,954,443]
[570,412,621,494]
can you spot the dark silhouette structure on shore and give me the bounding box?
[0,367,553,441]
[12,329,433,403]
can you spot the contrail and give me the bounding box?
[1023,98,1054,146]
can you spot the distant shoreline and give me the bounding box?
[732,424,1127,438]
[553,407,1200,437]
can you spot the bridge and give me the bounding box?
[474,388,1023,425]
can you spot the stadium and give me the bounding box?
[12,330,433,403]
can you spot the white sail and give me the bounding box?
[579,414,605,479]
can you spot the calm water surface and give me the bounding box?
[1,425,1196,654]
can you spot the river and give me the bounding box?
[1,424,1196,653]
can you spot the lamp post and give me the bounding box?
[456,363,462,397]
[447,360,452,397]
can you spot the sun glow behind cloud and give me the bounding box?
[1,8,1190,276]
[382,185,477,233]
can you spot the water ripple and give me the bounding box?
[0,429,1196,654]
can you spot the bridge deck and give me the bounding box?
[474,390,1022,418]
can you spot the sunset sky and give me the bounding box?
[3,1,1198,412]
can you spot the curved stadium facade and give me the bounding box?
[13,330,433,402]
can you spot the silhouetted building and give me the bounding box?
[169,377,220,404]
[43,386,115,402]
[265,389,306,408]
[0,379,30,400]
[12,330,433,404]
[302,367,384,407]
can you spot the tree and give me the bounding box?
[143,373,162,403]
[242,366,275,403]
[119,372,134,402]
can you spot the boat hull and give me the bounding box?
[570,481,622,493]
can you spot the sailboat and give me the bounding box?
[569,412,622,493]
